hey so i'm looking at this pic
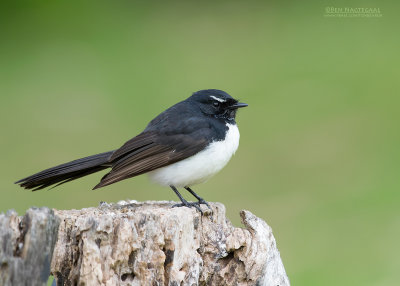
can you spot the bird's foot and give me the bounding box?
[197,198,212,212]
[172,201,203,214]
[182,187,212,213]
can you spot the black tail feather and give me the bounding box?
[15,151,114,191]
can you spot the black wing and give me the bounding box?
[93,116,213,189]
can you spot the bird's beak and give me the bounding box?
[228,102,248,109]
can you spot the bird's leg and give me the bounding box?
[170,185,203,214]
[184,186,212,211]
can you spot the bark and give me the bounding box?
[51,201,290,286]
[0,208,60,286]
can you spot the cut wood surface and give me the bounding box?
[1,201,290,286]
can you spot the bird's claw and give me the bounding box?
[172,201,203,214]
[197,198,213,213]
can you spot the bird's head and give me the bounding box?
[189,89,248,121]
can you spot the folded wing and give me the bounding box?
[94,120,211,189]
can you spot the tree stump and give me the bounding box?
[0,208,60,286]
[51,201,289,286]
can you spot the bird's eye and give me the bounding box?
[213,101,220,107]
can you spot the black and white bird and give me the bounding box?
[16,89,247,212]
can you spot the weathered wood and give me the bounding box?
[0,208,60,286]
[51,201,289,286]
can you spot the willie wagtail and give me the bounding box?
[16,89,248,212]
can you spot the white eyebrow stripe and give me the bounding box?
[210,95,226,102]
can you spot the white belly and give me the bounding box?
[148,123,240,187]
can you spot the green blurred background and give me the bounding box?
[1,1,399,285]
